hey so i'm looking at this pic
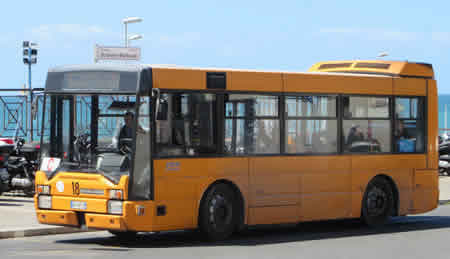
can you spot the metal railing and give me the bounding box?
[0,90,127,143]
[0,88,45,142]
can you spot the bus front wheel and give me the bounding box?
[361,177,394,227]
[199,183,237,241]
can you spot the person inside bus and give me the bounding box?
[346,124,364,149]
[119,111,146,144]
[395,119,410,139]
[395,119,415,152]
[119,112,134,141]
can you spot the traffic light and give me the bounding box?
[23,41,38,64]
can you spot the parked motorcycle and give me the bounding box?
[1,138,40,196]
[0,142,14,195]
[439,133,450,176]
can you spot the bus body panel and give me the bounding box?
[153,157,249,230]
[428,79,439,170]
[350,154,427,217]
[152,68,206,90]
[248,156,352,223]
[284,73,393,95]
[229,71,283,92]
[34,171,129,212]
[412,169,439,213]
[393,78,427,96]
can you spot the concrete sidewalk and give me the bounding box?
[2,177,450,240]
[0,194,95,239]
[439,176,450,204]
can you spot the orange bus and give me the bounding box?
[35,60,438,240]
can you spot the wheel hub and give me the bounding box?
[209,194,232,230]
[367,187,387,216]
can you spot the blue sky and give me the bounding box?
[3,0,450,92]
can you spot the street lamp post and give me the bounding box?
[377,52,389,59]
[22,41,38,142]
[127,34,143,46]
[122,17,143,47]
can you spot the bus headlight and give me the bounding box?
[107,200,123,215]
[37,185,51,195]
[38,195,52,209]
[109,189,123,200]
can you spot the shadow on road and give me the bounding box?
[55,215,450,248]
[0,198,34,203]
[0,203,23,207]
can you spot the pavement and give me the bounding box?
[1,177,450,240]
[0,192,98,239]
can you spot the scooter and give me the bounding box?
[5,137,40,196]
[0,141,14,195]
[439,133,450,176]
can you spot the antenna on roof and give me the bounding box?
[377,52,389,59]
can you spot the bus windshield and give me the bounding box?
[40,94,150,183]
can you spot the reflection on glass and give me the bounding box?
[396,97,419,119]
[286,96,336,117]
[252,120,280,154]
[345,96,389,118]
[286,120,337,153]
[225,119,245,154]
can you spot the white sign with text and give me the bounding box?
[94,45,141,62]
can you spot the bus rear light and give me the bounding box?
[38,195,52,209]
[107,200,123,215]
[37,185,50,195]
[109,189,123,200]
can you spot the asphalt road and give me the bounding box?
[2,205,450,259]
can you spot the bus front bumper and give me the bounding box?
[36,209,127,231]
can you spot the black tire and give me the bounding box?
[23,179,35,197]
[361,177,394,227]
[0,180,6,196]
[108,230,137,240]
[199,183,238,241]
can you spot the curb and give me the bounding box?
[0,226,98,239]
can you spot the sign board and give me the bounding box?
[94,45,141,62]
[40,157,61,172]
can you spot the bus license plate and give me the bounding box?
[70,201,87,210]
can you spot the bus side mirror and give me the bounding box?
[156,101,168,120]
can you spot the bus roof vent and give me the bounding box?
[354,62,390,69]
[318,63,353,69]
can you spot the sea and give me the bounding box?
[439,95,450,131]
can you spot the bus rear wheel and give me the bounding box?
[361,177,394,227]
[199,183,237,241]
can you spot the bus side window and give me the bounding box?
[156,93,218,157]
[394,97,425,153]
